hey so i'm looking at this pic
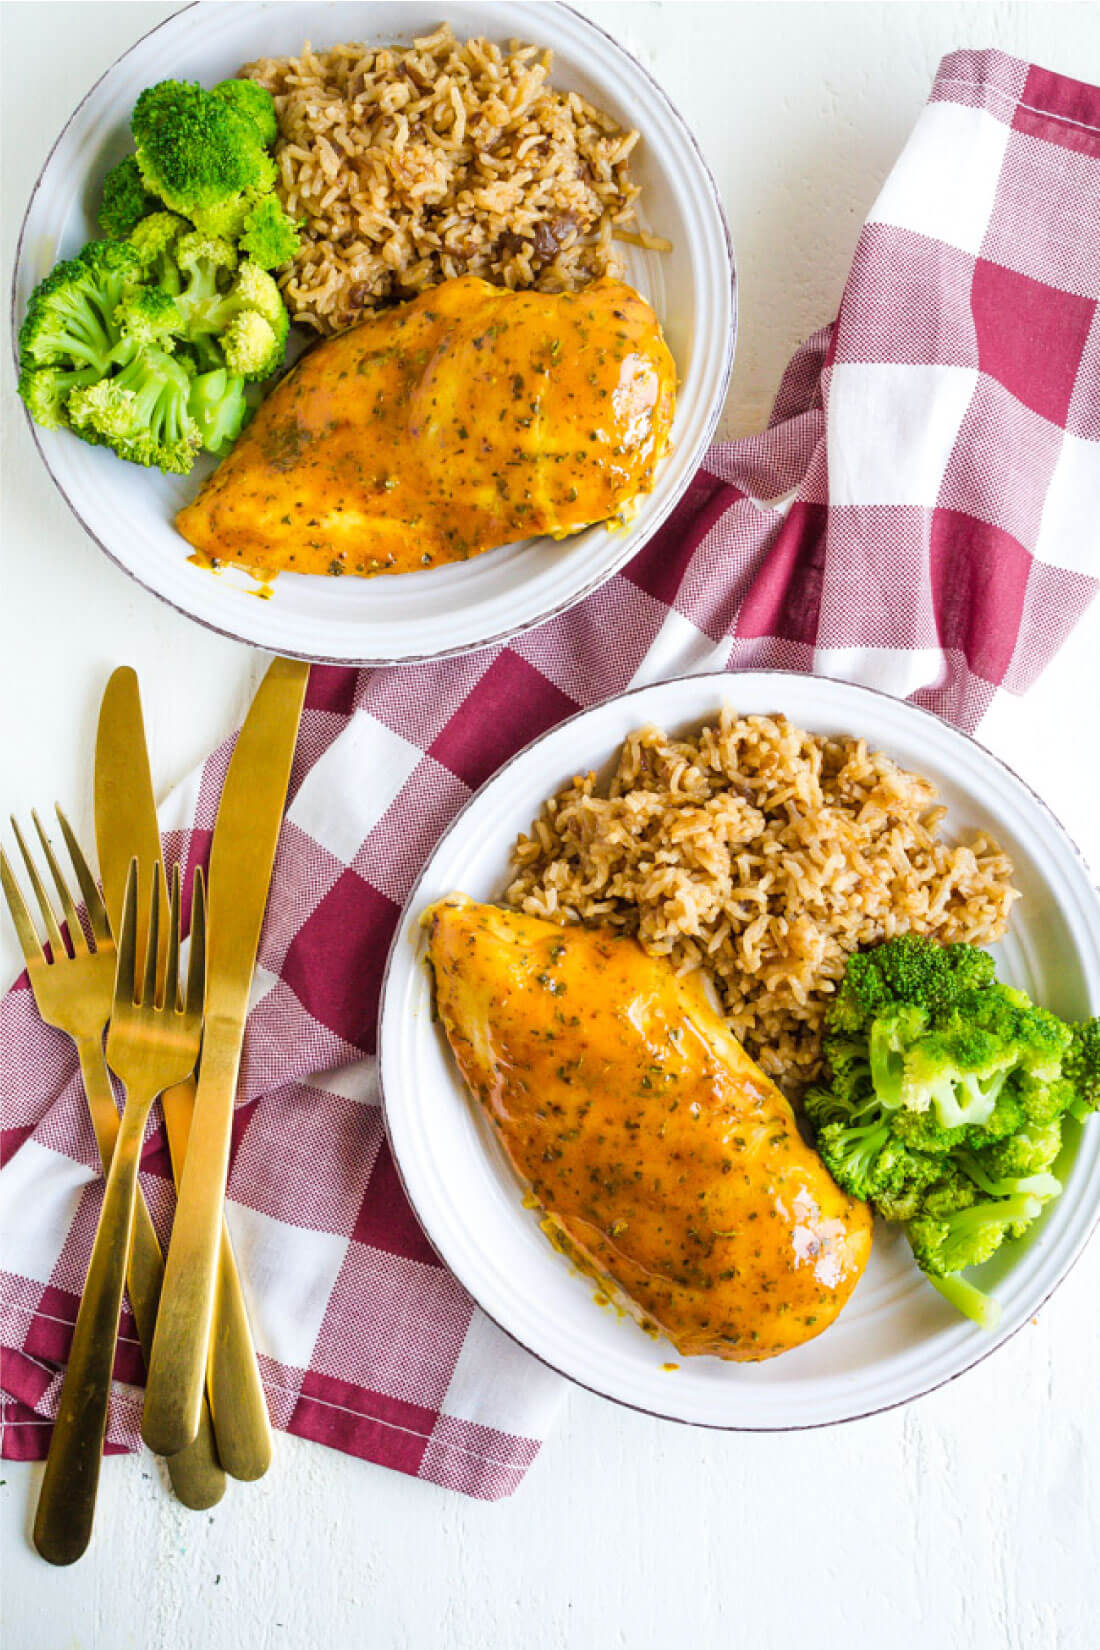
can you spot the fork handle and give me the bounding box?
[75,1040,225,1513]
[34,1094,149,1564]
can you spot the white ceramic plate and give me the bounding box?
[12,1,734,665]
[379,671,1100,1427]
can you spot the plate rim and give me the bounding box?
[10,0,737,667]
[377,665,1100,1430]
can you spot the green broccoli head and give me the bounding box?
[133,78,277,223]
[17,362,100,430]
[128,210,189,293]
[174,252,288,380]
[67,336,200,473]
[1064,1019,1100,1118]
[19,240,142,375]
[869,1002,928,1108]
[99,155,157,240]
[211,78,278,148]
[238,194,300,269]
[862,1141,945,1223]
[909,1192,1043,1278]
[220,308,284,380]
[114,285,183,349]
[978,1118,1064,1182]
[188,366,250,455]
[814,1115,892,1203]
[827,935,997,1036]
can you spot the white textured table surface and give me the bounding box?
[3,5,1099,1647]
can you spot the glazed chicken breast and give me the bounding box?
[426,898,873,1362]
[176,275,676,579]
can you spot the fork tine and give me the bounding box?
[32,811,87,956]
[11,817,66,960]
[115,860,139,1011]
[0,848,46,968]
[186,868,206,1019]
[164,865,181,1013]
[55,808,111,946]
[143,868,161,1009]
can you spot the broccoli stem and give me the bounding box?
[926,1270,1002,1331]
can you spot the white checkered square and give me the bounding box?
[286,710,421,865]
[828,362,977,507]
[440,1307,564,1436]
[1034,431,1100,576]
[0,1141,94,1287]
[868,100,1010,255]
[223,1200,349,1372]
[814,644,949,700]
[627,609,733,688]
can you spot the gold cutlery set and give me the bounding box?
[2,656,309,1564]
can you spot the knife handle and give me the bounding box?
[161,1078,272,1480]
[143,1030,241,1458]
[73,1039,225,1513]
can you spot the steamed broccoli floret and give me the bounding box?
[815,1115,893,1202]
[67,336,200,473]
[99,155,157,240]
[1065,1019,1100,1119]
[16,362,100,430]
[132,77,277,229]
[909,1192,1044,1325]
[868,1002,928,1108]
[984,1118,1062,1176]
[188,366,249,455]
[174,245,287,379]
[18,241,140,375]
[238,193,300,269]
[211,77,278,147]
[114,285,183,348]
[128,210,189,292]
[827,933,996,1036]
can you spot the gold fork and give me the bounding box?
[0,819,223,1561]
[31,858,211,1564]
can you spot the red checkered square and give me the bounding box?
[353,1137,440,1265]
[357,650,495,748]
[735,503,827,643]
[353,755,471,906]
[982,128,1100,299]
[938,374,1064,548]
[928,508,1033,683]
[511,571,667,703]
[817,507,939,648]
[228,1081,385,1238]
[1002,558,1100,694]
[1065,307,1100,442]
[257,819,345,977]
[311,1243,472,1409]
[428,651,579,790]
[970,257,1095,425]
[280,872,399,1055]
[836,226,978,368]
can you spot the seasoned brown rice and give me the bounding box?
[506,711,1019,1092]
[244,24,657,335]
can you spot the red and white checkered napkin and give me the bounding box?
[2,50,1098,1498]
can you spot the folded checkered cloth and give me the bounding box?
[2,49,1098,1499]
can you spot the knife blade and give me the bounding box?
[143,655,309,1459]
[95,666,273,1481]
[90,668,224,1512]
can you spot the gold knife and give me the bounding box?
[143,656,309,1459]
[95,666,271,1481]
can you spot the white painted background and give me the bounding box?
[2,4,1099,1647]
